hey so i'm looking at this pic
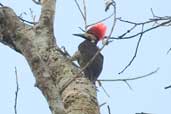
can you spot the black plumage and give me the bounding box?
[78,40,104,83]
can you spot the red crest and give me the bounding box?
[88,23,107,40]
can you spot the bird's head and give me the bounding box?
[73,23,107,44]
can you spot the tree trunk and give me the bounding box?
[0,1,100,114]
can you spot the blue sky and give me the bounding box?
[0,0,171,114]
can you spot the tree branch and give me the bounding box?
[87,13,114,28]
[124,80,133,90]
[83,0,87,30]
[99,68,159,82]
[14,67,19,114]
[110,18,171,40]
[0,4,99,114]
[0,7,66,114]
[104,0,116,12]
[0,7,29,53]
[135,112,153,114]
[119,24,144,74]
[165,85,171,89]
[107,105,111,114]
[74,0,85,24]
[39,0,56,31]
[32,0,41,5]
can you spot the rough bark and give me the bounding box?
[0,0,100,114]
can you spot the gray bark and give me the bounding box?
[0,0,99,114]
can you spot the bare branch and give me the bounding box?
[83,0,87,30]
[150,8,156,18]
[14,67,19,114]
[17,9,37,25]
[119,24,144,74]
[78,27,86,32]
[74,0,85,26]
[74,0,87,30]
[121,20,171,39]
[99,68,159,82]
[18,16,36,25]
[106,1,116,39]
[29,8,36,23]
[97,81,110,97]
[100,102,107,107]
[165,85,171,89]
[104,0,115,12]
[32,0,41,5]
[39,0,56,31]
[117,17,155,25]
[107,105,111,114]
[87,13,114,27]
[124,80,133,90]
[101,85,110,97]
[167,48,171,54]
[110,19,171,40]
[135,112,153,114]
[111,24,136,39]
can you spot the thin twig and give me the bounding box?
[135,112,153,114]
[99,67,159,82]
[124,80,133,90]
[18,16,37,25]
[87,13,114,27]
[74,0,85,24]
[32,0,41,5]
[104,0,115,12]
[14,67,19,114]
[78,27,86,32]
[110,19,171,40]
[150,8,160,26]
[117,18,155,25]
[100,102,107,107]
[119,24,144,74]
[98,81,110,97]
[150,8,171,22]
[83,0,87,30]
[165,85,171,89]
[114,24,136,39]
[121,20,171,39]
[106,2,116,39]
[17,9,36,25]
[107,105,111,114]
[29,8,36,23]
[150,8,156,18]
[167,48,171,54]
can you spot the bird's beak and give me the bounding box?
[73,33,87,39]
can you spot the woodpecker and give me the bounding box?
[71,23,107,84]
